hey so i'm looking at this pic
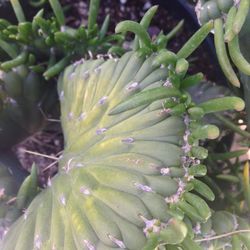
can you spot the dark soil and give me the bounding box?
[13,0,224,185]
[62,0,221,83]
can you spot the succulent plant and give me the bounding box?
[0,65,57,149]
[0,0,125,80]
[195,0,250,131]
[0,1,248,249]
[0,150,28,241]
[0,15,248,247]
[190,210,250,249]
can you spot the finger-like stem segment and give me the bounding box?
[0,39,18,59]
[165,20,184,41]
[43,55,72,80]
[88,0,101,34]
[214,113,250,139]
[181,73,204,89]
[198,96,245,114]
[214,18,240,87]
[48,0,65,26]
[224,6,237,42]
[109,87,181,115]
[233,0,250,35]
[133,5,158,50]
[116,20,152,49]
[210,149,247,160]
[99,15,110,40]
[1,51,28,71]
[177,21,213,59]
[228,35,250,75]
[10,0,26,23]
[153,50,178,67]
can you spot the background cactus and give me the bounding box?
[0,150,28,241]
[0,65,57,149]
[195,0,250,132]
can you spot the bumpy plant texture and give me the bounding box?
[0,49,248,249]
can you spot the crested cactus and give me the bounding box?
[0,2,248,249]
[0,36,248,248]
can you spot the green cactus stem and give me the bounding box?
[195,0,250,130]
[0,65,57,149]
[0,150,28,241]
[0,48,246,249]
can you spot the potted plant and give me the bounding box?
[0,0,249,249]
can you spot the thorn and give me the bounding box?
[88,50,93,59]
[69,72,76,80]
[98,96,108,105]
[134,183,153,192]
[193,222,201,235]
[163,79,173,87]
[108,53,113,59]
[34,235,42,249]
[47,177,52,187]
[63,158,74,173]
[59,194,66,206]
[94,66,101,74]
[23,209,28,220]
[59,91,64,101]
[139,215,165,237]
[160,168,170,175]
[126,82,139,91]
[75,163,85,168]
[121,138,134,144]
[96,128,107,135]
[83,71,90,80]
[73,58,84,66]
[83,240,96,250]
[108,234,126,249]
[80,187,91,196]
[68,112,74,120]
[79,112,86,121]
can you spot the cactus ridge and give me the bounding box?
[1,51,249,249]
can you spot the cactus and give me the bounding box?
[0,2,247,249]
[0,164,20,241]
[0,65,57,149]
[195,0,250,131]
[180,210,250,249]
[0,150,28,241]
[0,0,125,80]
[0,37,248,248]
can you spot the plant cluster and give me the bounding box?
[0,0,248,249]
